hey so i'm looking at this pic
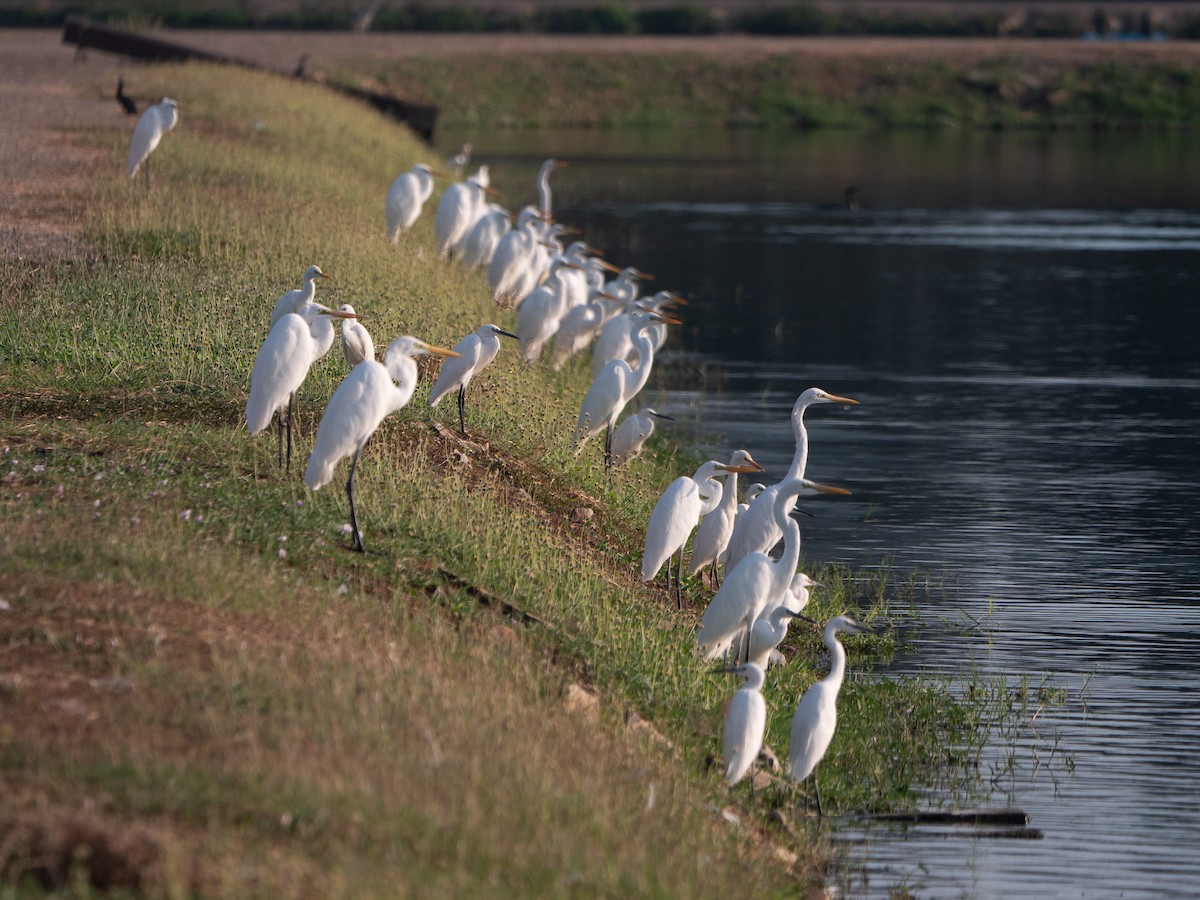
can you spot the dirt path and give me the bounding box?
[6,27,1200,263]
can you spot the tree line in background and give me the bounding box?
[5,1,1200,39]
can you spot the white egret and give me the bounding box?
[690,452,757,587]
[446,142,472,172]
[746,576,821,670]
[536,158,567,216]
[386,163,442,243]
[516,256,584,364]
[488,206,542,305]
[247,302,361,470]
[428,323,518,433]
[573,311,677,466]
[609,407,672,468]
[269,264,330,330]
[790,615,869,816]
[338,304,374,368]
[591,290,676,377]
[126,97,179,189]
[720,663,767,788]
[460,204,511,271]
[697,477,849,664]
[550,287,623,371]
[305,335,459,552]
[724,388,858,572]
[641,452,763,608]
[720,482,765,569]
[434,171,497,259]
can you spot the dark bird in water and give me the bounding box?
[116,78,137,116]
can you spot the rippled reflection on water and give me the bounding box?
[443,128,1200,897]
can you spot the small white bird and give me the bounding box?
[305,335,459,552]
[446,142,472,172]
[609,407,672,468]
[386,163,442,243]
[247,302,361,471]
[269,265,330,330]
[338,304,375,368]
[790,615,870,816]
[720,663,768,787]
[747,577,820,670]
[641,452,764,608]
[126,97,179,188]
[516,257,584,364]
[428,323,518,434]
[434,170,497,260]
[536,158,568,217]
[690,450,758,586]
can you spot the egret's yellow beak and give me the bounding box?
[421,343,460,358]
[807,481,852,496]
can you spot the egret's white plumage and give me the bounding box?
[640,453,763,594]
[697,477,848,663]
[721,663,768,787]
[488,206,542,305]
[550,288,622,371]
[789,615,869,815]
[690,451,756,580]
[247,302,360,469]
[126,97,179,185]
[725,388,858,572]
[269,265,330,330]
[338,304,374,368]
[460,205,511,271]
[516,257,582,364]
[428,323,517,432]
[536,158,567,216]
[305,335,458,551]
[386,163,438,242]
[573,312,674,461]
[608,407,671,467]
[435,170,493,259]
[746,578,818,670]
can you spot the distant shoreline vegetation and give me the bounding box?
[7,0,1200,39]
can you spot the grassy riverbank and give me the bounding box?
[1,62,1001,894]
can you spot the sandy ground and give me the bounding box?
[5,27,1200,263]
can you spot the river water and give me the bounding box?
[439,127,1200,897]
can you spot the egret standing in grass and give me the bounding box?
[269,264,330,329]
[573,311,676,467]
[690,449,758,587]
[338,304,374,368]
[790,615,870,816]
[747,577,820,670]
[720,662,767,788]
[608,407,672,468]
[536,158,567,217]
[306,335,459,553]
[126,97,179,189]
[725,387,858,572]
[247,302,361,471]
[428,323,518,434]
[697,477,849,664]
[386,163,441,243]
[641,451,764,608]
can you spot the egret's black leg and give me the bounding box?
[676,544,685,609]
[814,774,824,818]
[276,409,284,469]
[346,446,365,553]
[285,392,294,474]
[457,384,466,434]
[603,423,613,471]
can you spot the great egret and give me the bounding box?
[338,304,374,368]
[720,662,767,788]
[690,452,756,586]
[536,158,567,216]
[269,265,330,330]
[516,257,584,364]
[305,335,458,552]
[434,171,497,259]
[428,323,518,433]
[641,452,764,607]
[247,302,361,471]
[609,407,672,468]
[488,206,542,306]
[697,477,849,664]
[459,204,511,271]
[549,287,623,371]
[591,290,676,377]
[116,78,137,115]
[386,163,442,243]
[724,387,858,572]
[790,615,869,816]
[446,142,472,172]
[747,576,821,670]
[127,97,179,189]
[573,311,677,466]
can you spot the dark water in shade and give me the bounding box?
[439,127,1200,897]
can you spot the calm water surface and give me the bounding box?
[441,128,1200,897]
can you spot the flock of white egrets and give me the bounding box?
[126,103,871,815]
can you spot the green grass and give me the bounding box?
[0,61,1018,895]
